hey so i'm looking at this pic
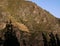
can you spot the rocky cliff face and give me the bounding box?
[0,0,60,46]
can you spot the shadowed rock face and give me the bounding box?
[0,0,60,46]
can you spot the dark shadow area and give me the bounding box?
[49,32,56,46]
[42,32,48,46]
[22,39,26,46]
[55,34,60,46]
[3,30,20,46]
[0,38,4,46]
[3,21,20,46]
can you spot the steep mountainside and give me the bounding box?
[0,0,60,46]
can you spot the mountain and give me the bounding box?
[0,0,60,46]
